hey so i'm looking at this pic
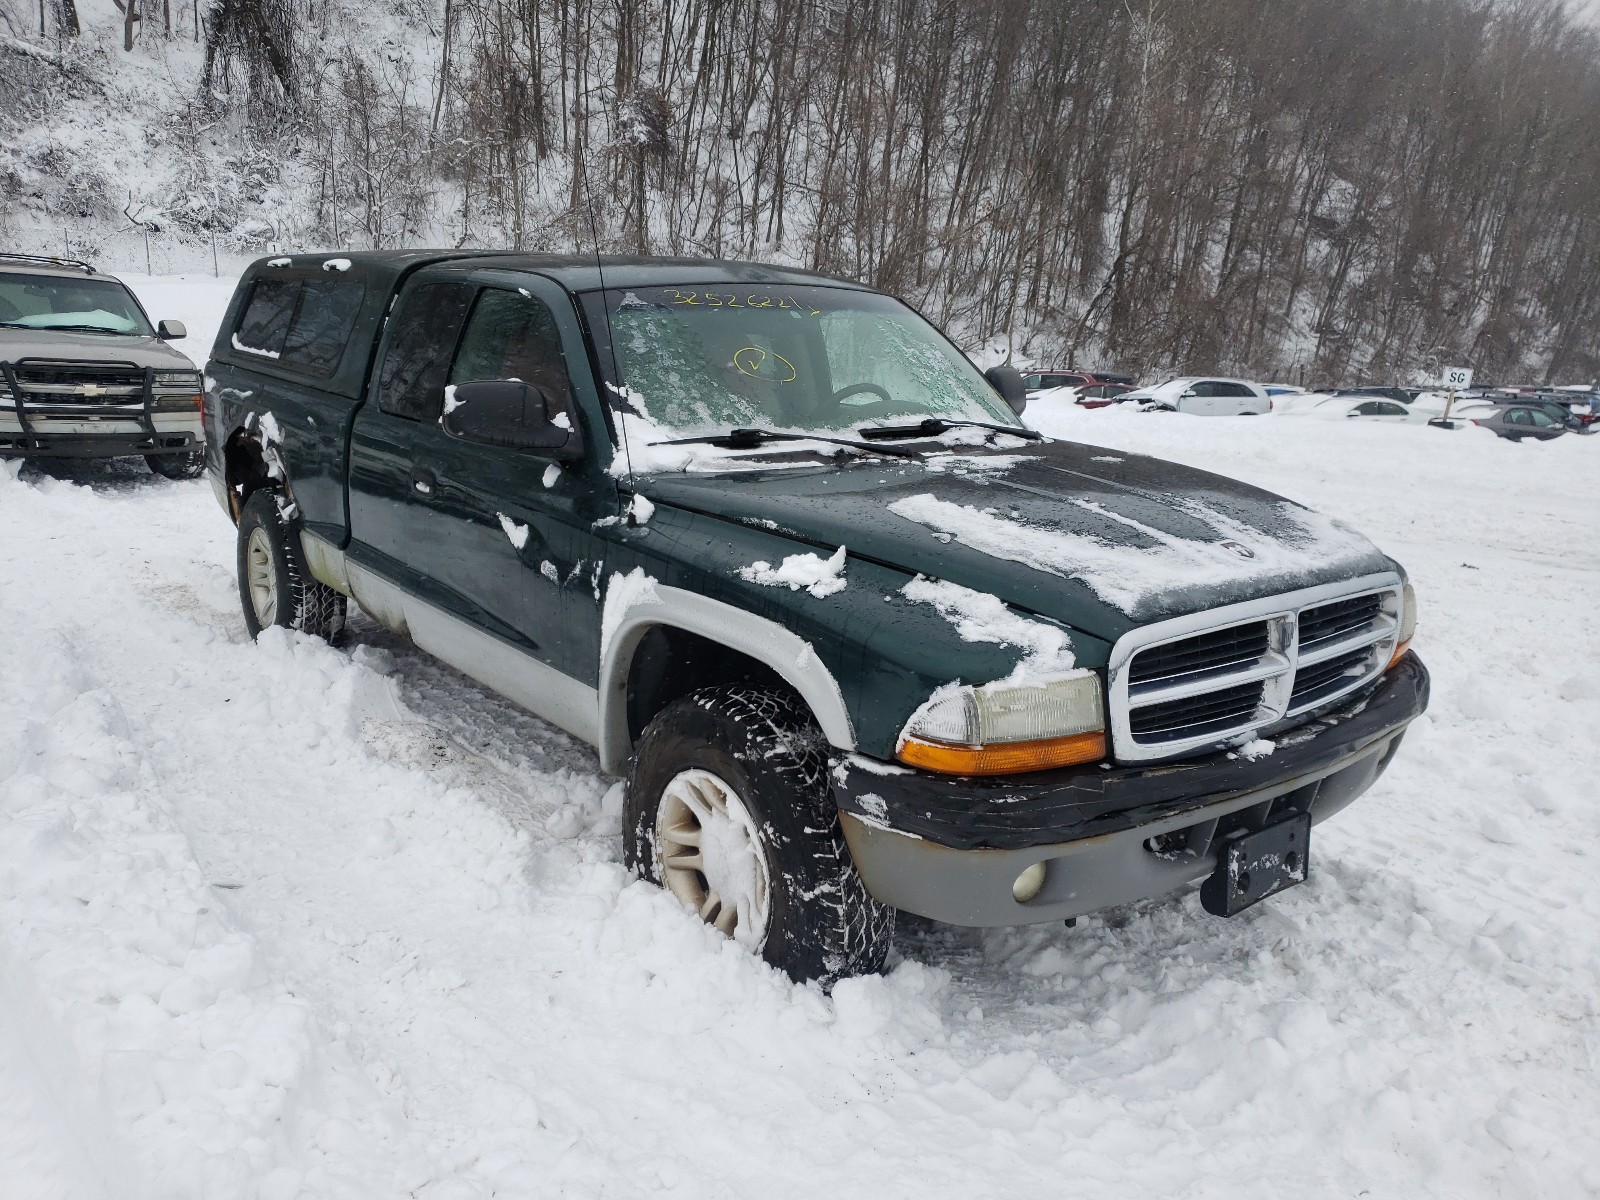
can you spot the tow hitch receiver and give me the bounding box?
[1201,811,1311,917]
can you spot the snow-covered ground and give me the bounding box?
[2,279,1598,1200]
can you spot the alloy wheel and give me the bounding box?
[655,768,773,949]
[246,526,279,627]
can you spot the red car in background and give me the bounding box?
[1023,370,1136,408]
[1071,382,1136,408]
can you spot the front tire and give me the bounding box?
[236,489,347,642]
[146,450,205,480]
[625,685,894,986]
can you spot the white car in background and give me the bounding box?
[1118,376,1273,415]
[1278,397,1436,424]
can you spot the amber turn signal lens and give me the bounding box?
[898,730,1107,776]
[1387,639,1412,670]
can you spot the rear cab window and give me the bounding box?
[231,273,367,375]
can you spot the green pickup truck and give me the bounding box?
[205,251,1428,984]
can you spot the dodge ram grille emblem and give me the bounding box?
[1219,539,1255,559]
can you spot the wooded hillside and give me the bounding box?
[5,0,1600,383]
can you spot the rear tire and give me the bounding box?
[625,685,894,987]
[146,450,205,480]
[236,489,347,642]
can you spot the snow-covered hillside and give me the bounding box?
[1,277,1598,1199]
[10,0,1600,380]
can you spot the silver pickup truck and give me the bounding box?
[0,253,205,478]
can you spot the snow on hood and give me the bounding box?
[901,576,1077,681]
[887,491,1379,615]
[635,439,1395,636]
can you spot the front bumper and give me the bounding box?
[833,652,1430,926]
[0,415,202,459]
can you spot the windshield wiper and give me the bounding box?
[1,322,135,335]
[649,427,922,459]
[856,417,1043,442]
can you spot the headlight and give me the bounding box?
[896,672,1106,775]
[1388,583,1417,669]
[152,369,204,412]
[153,370,203,388]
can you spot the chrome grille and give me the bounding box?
[2,362,196,415]
[1108,573,1403,763]
[1289,647,1372,708]
[1126,621,1270,688]
[1127,679,1266,742]
[1298,592,1384,652]
[14,364,147,391]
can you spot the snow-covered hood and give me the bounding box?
[639,439,1393,639]
[0,327,197,370]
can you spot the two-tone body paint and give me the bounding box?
[206,250,1403,773]
[344,266,619,687]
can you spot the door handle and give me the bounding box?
[410,466,438,498]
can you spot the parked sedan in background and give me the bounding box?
[1456,404,1569,441]
[1281,397,1433,423]
[1486,396,1593,432]
[1022,369,1135,399]
[1118,376,1273,415]
[1332,386,1418,405]
[1486,391,1596,431]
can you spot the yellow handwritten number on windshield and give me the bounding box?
[733,346,798,383]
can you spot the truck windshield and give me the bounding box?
[0,274,154,336]
[590,285,1019,447]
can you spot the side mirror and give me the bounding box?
[442,380,583,461]
[985,365,1028,416]
[1181,388,1197,398]
[157,319,187,340]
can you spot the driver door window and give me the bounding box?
[376,282,475,421]
[450,288,575,420]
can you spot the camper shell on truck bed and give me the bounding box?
[206,250,1429,986]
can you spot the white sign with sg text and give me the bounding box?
[1442,366,1474,389]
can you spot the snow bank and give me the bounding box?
[0,626,425,1199]
[3,353,1599,1200]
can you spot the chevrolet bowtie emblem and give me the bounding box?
[79,382,105,397]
